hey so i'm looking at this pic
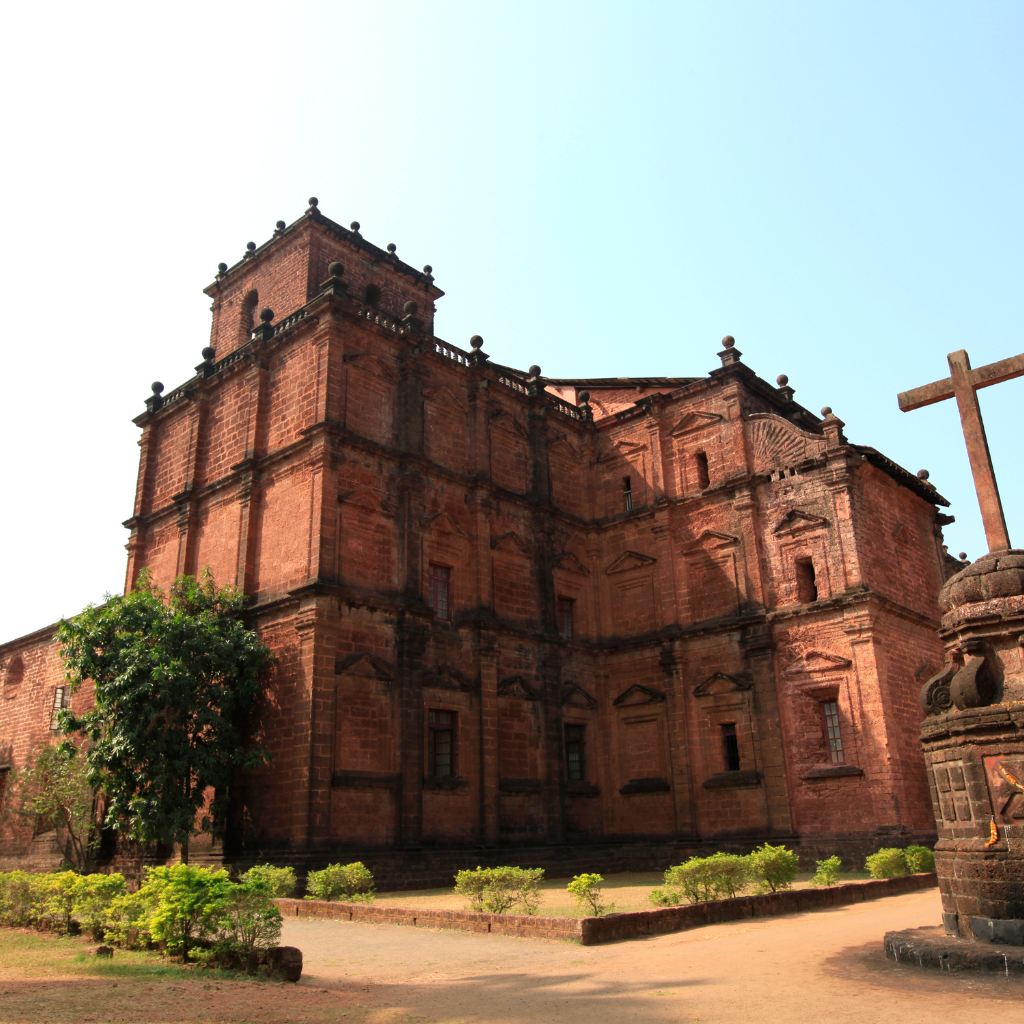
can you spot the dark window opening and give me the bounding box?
[796,558,818,603]
[364,284,381,305]
[622,476,633,511]
[558,597,575,640]
[428,564,451,620]
[823,701,844,764]
[695,452,710,490]
[50,686,68,731]
[565,724,585,781]
[721,722,741,772]
[427,709,456,777]
[240,290,259,337]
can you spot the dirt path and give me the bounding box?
[286,889,1023,1023]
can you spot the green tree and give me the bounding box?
[566,873,614,916]
[141,863,234,961]
[56,569,274,863]
[9,742,98,871]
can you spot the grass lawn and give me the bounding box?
[371,869,873,917]
[0,928,369,1023]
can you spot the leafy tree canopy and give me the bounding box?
[57,569,274,862]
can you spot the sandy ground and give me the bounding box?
[372,870,871,917]
[288,888,1024,1024]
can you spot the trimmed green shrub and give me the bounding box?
[104,889,154,950]
[747,843,799,894]
[39,871,80,934]
[70,872,126,939]
[0,871,41,927]
[219,878,284,973]
[810,856,842,888]
[865,848,909,879]
[141,864,235,960]
[453,866,544,914]
[903,846,935,874]
[706,853,750,899]
[648,886,683,907]
[240,864,297,899]
[305,862,376,903]
[660,853,752,905]
[566,873,614,917]
[663,858,719,904]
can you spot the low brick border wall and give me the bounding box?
[277,872,937,945]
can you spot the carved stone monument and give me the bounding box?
[896,347,1024,953]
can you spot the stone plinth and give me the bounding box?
[919,550,1024,946]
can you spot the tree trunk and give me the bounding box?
[181,836,189,865]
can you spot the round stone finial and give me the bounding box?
[387,243,397,254]
[276,220,286,230]
[246,241,256,252]
[308,197,319,208]
[917,469,930,480]
[959,552,968,561]
[350,221,360,231]
[529,365,541,377]
[470,335,483,349]
[202,347,215,361]
[217,262,228,274]
[151,381,164,395]
[328,262,344,278]
[423,264,433,274]
[821,406,832,417]
[722,335,735,348]
[404,301,418,315]
[777,374,789,386]
[259,308,274,323]
[578,390,591,404]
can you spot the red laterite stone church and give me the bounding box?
[0,200,959,882]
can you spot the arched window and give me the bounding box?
[3,655,23,699]
[239,290,259,340]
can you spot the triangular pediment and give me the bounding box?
[553,551,590,575]
[669,410,723,436]
[420,511,469,537]
[344,352,398,383]
[422,385,468,412]
[802,649,852,670]
[561,684,598,709]
[338,487,397,517]
[547,436,582,463]
[498,675,540,700]
[489,411,529,439]
[682,530,739,553]
[421,664,476,692]
[613,683,666,706]
[335,652,394,681]
[605,550,657,575]
[693,672,752,697]
[491,531,530,554]
[773,509,829,535]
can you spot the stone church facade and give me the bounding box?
[1,201,956,879]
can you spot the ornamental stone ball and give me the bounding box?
[350,221,360,231]
[821,406,833,417]
[470,335,483,350]
[423,265,433,274]
[246,241,256,252]
[202,347,215,361]
[260,308,274,323]
[404,301,418,315]
[722,336,735,348]
[529,365,541,377]
[308,197,318,208]
[578,391,591,403]
[959,552,968,561]
[276,220,286,230]
[918,469,931,480]
[387,243,397,254]
[777,374,789,386]
[151,382,164,395]
[217,262,228,274]
[328,262,344,277]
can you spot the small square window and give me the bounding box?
[428,564,451,620]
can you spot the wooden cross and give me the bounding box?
[898,349,1024,553]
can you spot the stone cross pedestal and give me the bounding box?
[898,347,1024,950]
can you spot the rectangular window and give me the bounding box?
[622,476,633,511]
[721,722,741,772]
[695,451,710,490]
[565,724,585,781]
[558,597,575,640]
[50,686,68,730]
[427,709,456,777]
[796,558,818,603]
[428,564,451,620]
[823,701,844,764]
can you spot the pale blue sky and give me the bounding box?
[1,1,1021,639]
